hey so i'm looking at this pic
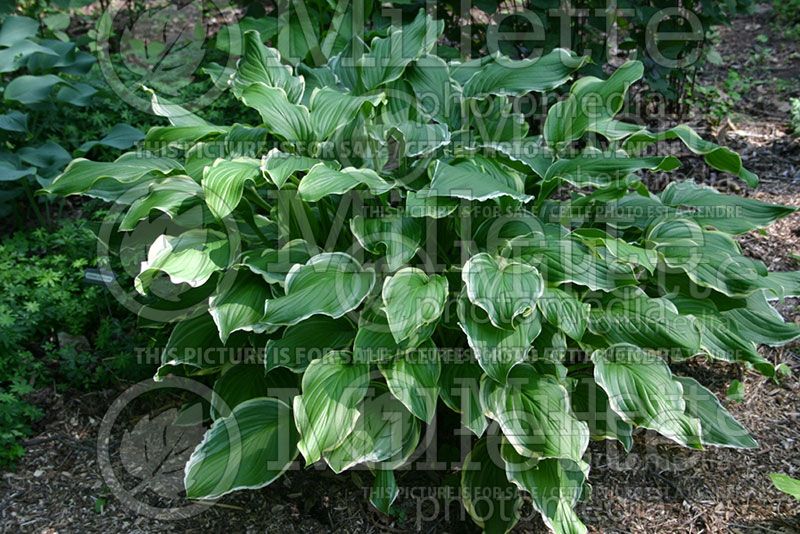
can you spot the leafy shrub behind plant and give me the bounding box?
[0,214,153,467]
[46,11,800,533]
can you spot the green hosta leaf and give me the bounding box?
[770,473,800,500]
[351,212,423,271]
[439,360,487,436]
[477,138,553,179]
[210,364,269,420]
[261,149,321,189]
[143,125,228,150]
[209,270,271,342]
[461,437,522,534]
[461,49,588,98]
[45,153,182,201]
[379,340,440,422]
[570,376,633,451]
[675,376,757,449]
[518,239,638,292]
[155,314,229,380]
[309,87,384,140]
[119,176,203,232]
[668,296,774,377]
[427,159,532,203]
[463,253,544,329]
[77,123,144,155]
[458,292,541,383]
[625,124,758,187]
[588,288,701,354]
[297,163,395,202]
[4,74,65,105]
[723,292,800,346]
[660,181,796,234]
[0,16,39,47]
[572,228,658,273]
[591,344,703,449]
[544,60,643,149]
[544,154,680,188]
[55,81,96,106]
[146,88,209,127]
[202,157,264,219]
[239,239,319,285]
[0,110,28,133]
[647,218,769,297]
[481,364,589,464]
[502,443,588,534]
[265,316,355,373]
[293,352,370,464]
[537,287,589,341]
[232,30,304,102]
[354,306,405,364]
[405,189,460,218]
[382,268,448,344]
[359,10,443,91]
[324,383,420,473]
[407,54,453,123]
[135,229,230,294]
[370,469,399,514]
[241,83,312,143]
[184,398,298,499]
[262,253,375,326]
[387,122,451,158]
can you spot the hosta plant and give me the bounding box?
[46,11,800,533]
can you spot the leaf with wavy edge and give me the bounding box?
[202,157,264,219]
[324,382,420,473]
[298,163,395,202]
[461,48,588,98]
[135,229,230,294]
[184,397,298,499]
[232,30,304,102]
[382,268,448,344]
[591,344,702,449]
[293,352,370,464]
[262,252,375,326]
[502,442,589,534]
[463,253,544,329]
[480,364,590,463]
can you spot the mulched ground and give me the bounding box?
[2,5,799,534]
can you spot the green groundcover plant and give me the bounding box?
[46,11,800,533]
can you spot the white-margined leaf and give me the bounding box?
[351,212,423,271]
[184,397,298,499]
[591,344,702,449]
[324,382,420,473]
[262,252,375,326]
[480,364,590,464]
[297,163,395,202]
[379,339,440,423]
[463,253,544,329]
[382,268,448,344]
[135,229,230,294]
[293,351,370,464]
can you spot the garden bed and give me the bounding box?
[2,6,799,533]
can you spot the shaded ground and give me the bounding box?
[2,5,799,534]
